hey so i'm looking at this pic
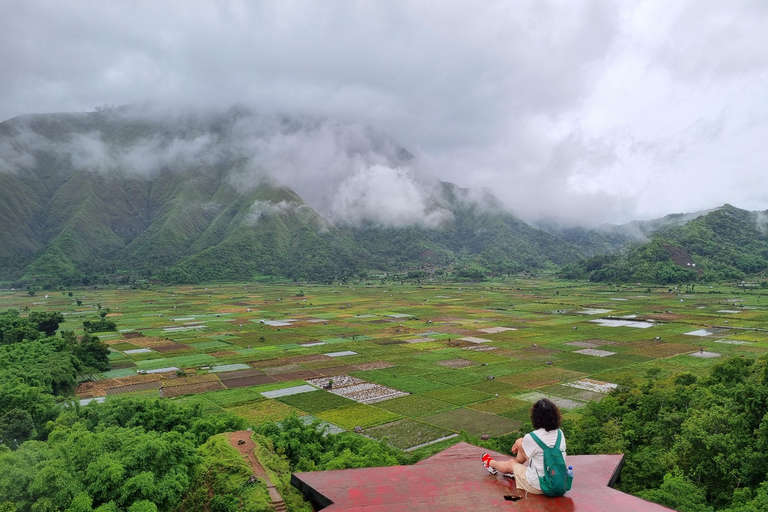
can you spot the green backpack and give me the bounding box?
[529,430,572,497]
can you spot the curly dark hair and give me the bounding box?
[530,398,562,431]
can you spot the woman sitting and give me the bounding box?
[481,398,567,495]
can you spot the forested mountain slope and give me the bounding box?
[561,205,768,283]
[0,109,586,284]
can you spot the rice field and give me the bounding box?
[5,277,768,448]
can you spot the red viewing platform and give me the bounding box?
[291,442,675,511]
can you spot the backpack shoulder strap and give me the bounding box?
[529,430,562,450]
[528,431,548,450]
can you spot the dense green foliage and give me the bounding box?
[0,399,247,512]
[0,311,249,512]
[0,309,113,449]
[563,206,768,284]
[565,355,768,511]
[257,414,409,471]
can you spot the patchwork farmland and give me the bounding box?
[6,278,768,450]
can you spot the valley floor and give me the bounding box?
[4,278,767,447]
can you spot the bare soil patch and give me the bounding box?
[223,375,278,388]
[160,380,226,397]
[106,380,162,395]
[216,368,264,380]
[316,364,361,376]
[272,370,322,382]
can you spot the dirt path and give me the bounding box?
[227,431,287,512]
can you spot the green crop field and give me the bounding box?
[4,277,768,450]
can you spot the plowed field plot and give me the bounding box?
[217,368,265,380]
[106,380,162,395]
[223,375,278,388]
[315,364,362,376]
[365,418,455,450]
[421,408,520,437]
[272,370,322,382]
[160,380,226,397]
[160,374,220,387]
[139,337,191,348]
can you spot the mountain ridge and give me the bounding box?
[0,109,765,285]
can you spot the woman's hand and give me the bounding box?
[511,437,524,455]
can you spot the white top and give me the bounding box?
[522,428,567,490]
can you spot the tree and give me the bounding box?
[637,470,713,512]
[29,312,65,337]
[0,409,35,447]
[72,334,110,372]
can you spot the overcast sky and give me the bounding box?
[1,0,767,225]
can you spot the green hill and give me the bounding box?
[562,205,768,283]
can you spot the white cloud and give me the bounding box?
[0,0,767,224]
[330,165,453,228]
